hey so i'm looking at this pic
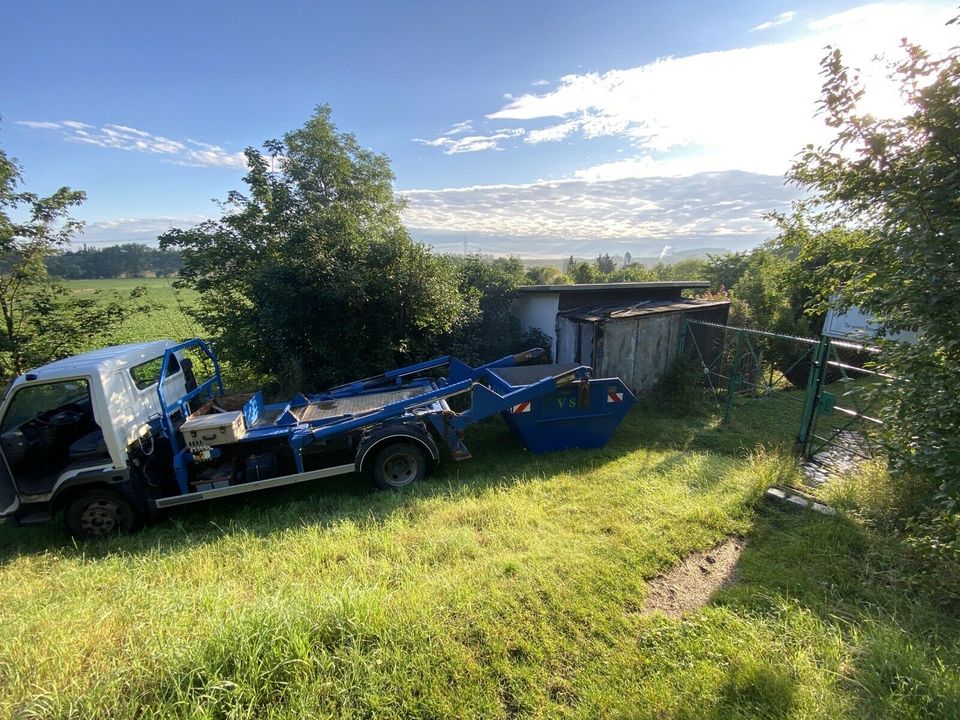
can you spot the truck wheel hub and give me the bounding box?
[384,453,417,484]
[80,501,121,535]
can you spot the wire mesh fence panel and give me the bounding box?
[680,320,893,464]
[680,320,820,424]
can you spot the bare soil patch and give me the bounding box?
[642,536,746,618]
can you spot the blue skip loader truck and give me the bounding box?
[0,339,635,539]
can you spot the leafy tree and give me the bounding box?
[0,140,145,378]
[569,260,596,284]
[789,41,960,503]
[445,255,528,364]
[595,252,616,275]
[606,262,656,282]
[730,247,810,336]
[161,106,468,391]
[525,264,573,285]
[703,251,752,291]
[46,243,184,279]
[651,257,708,282]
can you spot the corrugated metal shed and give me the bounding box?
[556,298,730,394]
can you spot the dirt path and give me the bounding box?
[642,537,746,618]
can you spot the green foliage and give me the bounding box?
[552,254,708,285]
[655,355,710,412]
[788,42,960,504]
[519,326,554,363]
[0,137,147,378]
[162,106,468,390]
[595,252,616,274]
[524,264,571,285]
[444,255,528,364]
[46,243,183,279]
[703,251,752,292]
[568,259,597,284]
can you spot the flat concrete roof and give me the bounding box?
[517,281,710,293]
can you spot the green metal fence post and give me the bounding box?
[723,329,743,424]
[797,335,832,457]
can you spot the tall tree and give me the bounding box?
[0,140,144,378]
[161,106,468,390]
[789,40,960,498]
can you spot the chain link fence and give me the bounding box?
[680,319,889,464]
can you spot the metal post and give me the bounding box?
[797,336,832,457]
[723,329,743,424]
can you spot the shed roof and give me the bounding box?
[559,298,729,322]
[518,281,710,294]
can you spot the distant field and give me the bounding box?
[66,277,200,346]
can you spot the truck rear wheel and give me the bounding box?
[370,442,426,490]
[64,489,137,540]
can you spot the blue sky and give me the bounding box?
[2,1,955,257]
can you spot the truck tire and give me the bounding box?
[64,489,137,540]
[370,442,426,490]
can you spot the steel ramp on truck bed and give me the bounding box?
[251,386,434,428]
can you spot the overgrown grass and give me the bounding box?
[1,393,957,718]
[65,278,200,347]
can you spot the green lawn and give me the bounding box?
[1,394,957,718]
[65,277,200,347]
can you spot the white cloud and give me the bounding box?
[15,119,247,169]
[16,120,62,129]
[531,79,551,87]
[437,2,956,180]
[526,120,581,144]
[751,10,796,31]
[77,215,210,245]
[401,171,803,255]
[412,128,526,154]
[443,120,473,136]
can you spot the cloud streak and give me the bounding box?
[751,10,796,31]
[412,128,526,154]
[15,119,247,169]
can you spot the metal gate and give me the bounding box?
[680,319,888,461]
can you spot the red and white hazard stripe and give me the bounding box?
[511,401,532,414]
[607,386,623,403]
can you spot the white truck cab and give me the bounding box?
[0,340,189,533]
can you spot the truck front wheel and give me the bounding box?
[64,489,137,539]
[370,443,426,490]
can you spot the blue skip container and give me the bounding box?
[485,363,636,453]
